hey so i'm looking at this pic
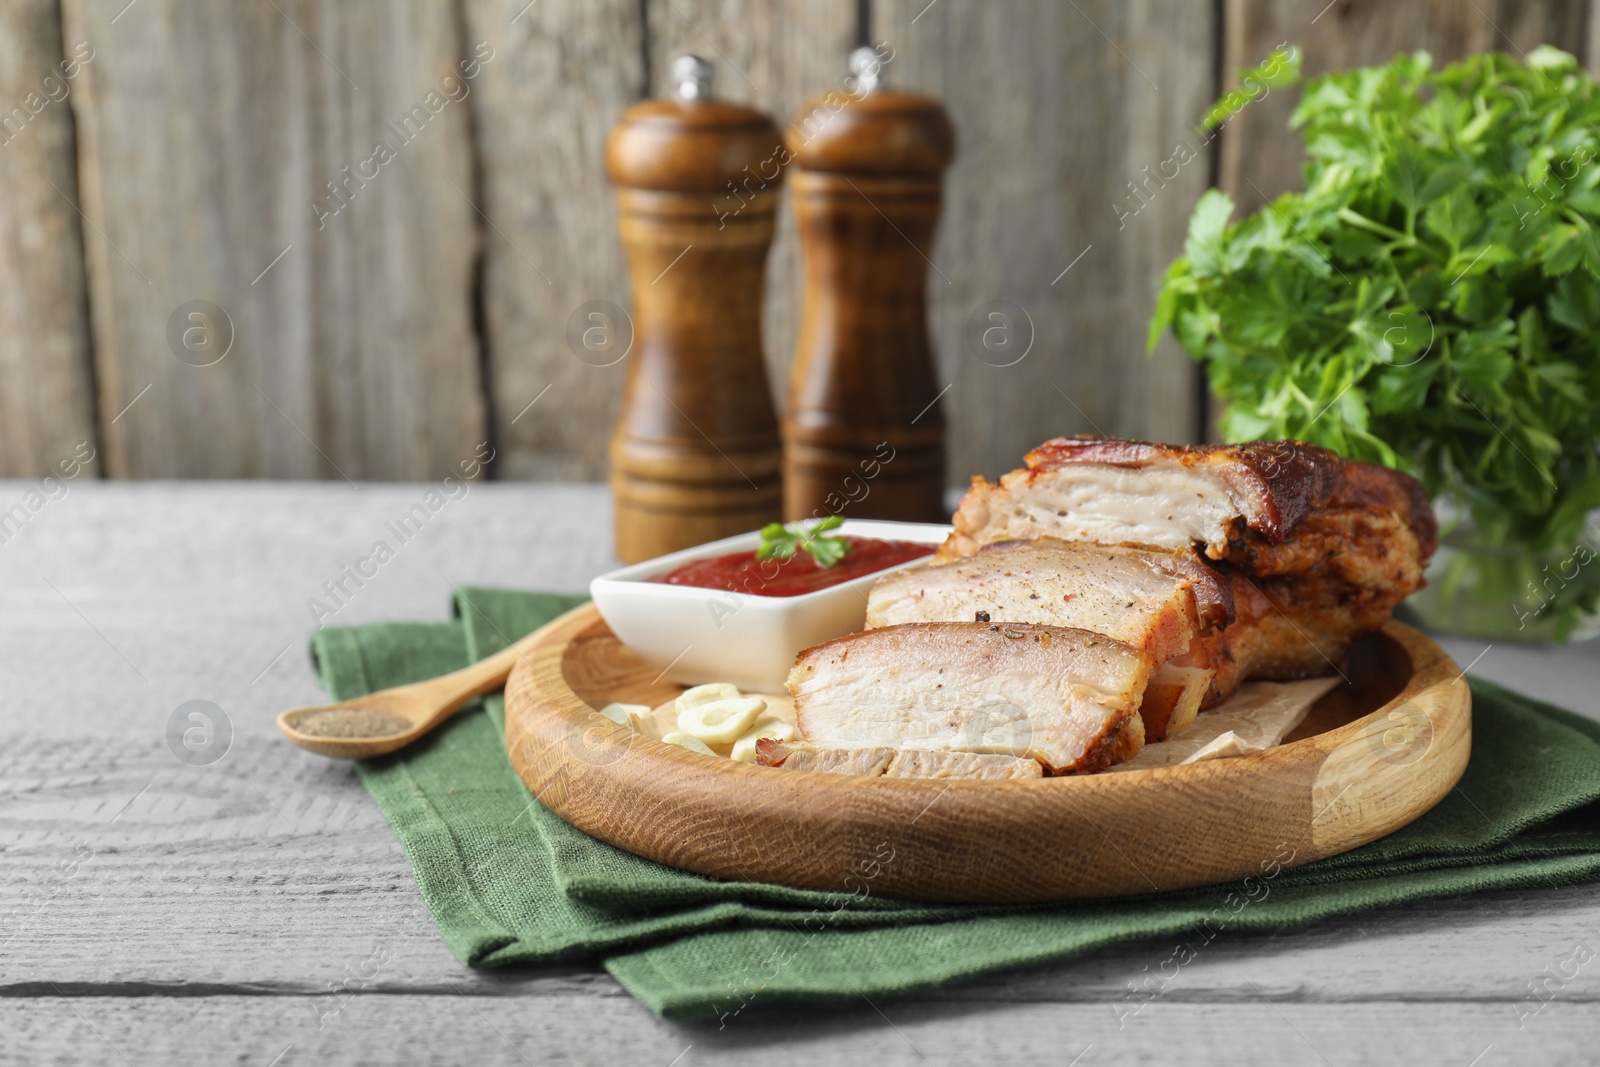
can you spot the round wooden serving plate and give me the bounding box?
[504,603,1471,904]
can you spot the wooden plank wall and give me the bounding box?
[877,0,1214,477]
[0,0,97,477]
[0,0,1593,481]
[463,0,641,481]
[60,0,487,480]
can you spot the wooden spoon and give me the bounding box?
[277,628,543,759]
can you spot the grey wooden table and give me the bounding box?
[5,482,1599,1066]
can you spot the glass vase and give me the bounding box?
[1400,512,1600,644]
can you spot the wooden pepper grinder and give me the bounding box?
[782,48,955,522]
[605,56,785,562]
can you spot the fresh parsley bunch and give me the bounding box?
[1153,47,1600,638]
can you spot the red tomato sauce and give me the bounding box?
[650,537,933,597]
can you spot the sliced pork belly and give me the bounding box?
[866,538,1233,664]
[753,741,897,776]
[885,749,1043,779]
[866,539,1223,738]
[938,436,1435,566]
[755,740,1043,780]
[787,622,1152,774]
[1136,664,1213,740]
[936,436,1438,693]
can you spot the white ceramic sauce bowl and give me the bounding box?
[589,519,952,692]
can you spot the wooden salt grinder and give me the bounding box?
[605,56,784,563]
[782,48,955,522]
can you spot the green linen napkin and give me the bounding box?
[310,586,1600,1022]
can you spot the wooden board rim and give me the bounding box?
[504,603,1471,903]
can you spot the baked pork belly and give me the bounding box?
[865,538,1225,738]
[786,622,1151,774]
[885,749,1043,779]
[866,537,1233,664]
[755,739,1043,780]
[1137,664,1213,740]
[937,437,1438,690]
[939,436,1435,566]
[754,742,897,777]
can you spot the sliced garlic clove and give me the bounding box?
[677,696,766,744]
[631,699,680,741]
[661,731,717,755]
[596,702,649,726]
[763,719,798,742]
[730,719,797,762]
[675,683,741,712]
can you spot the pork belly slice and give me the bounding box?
[866,537,1233,664]
[936,437,1436,693]
[939,436,1436,566]
[787,623,1152,775]
[753,740,897,776]
[866,539,1223,738]
[1137,665,1213,741]
[1169,562,1396,705]
[755,740,1043,780]
[886,749,1044,779]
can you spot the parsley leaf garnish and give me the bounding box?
[757,516,849,568]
